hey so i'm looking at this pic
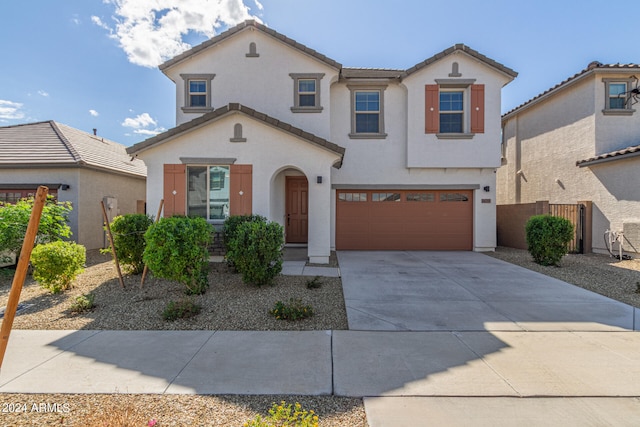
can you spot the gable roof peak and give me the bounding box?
[160,19,341,72]
[404,43,517,79]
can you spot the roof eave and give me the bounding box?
[577,149,640,167]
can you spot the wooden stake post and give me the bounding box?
[140,199,163,288]
[0,186,48,369]
[101,200,125,288]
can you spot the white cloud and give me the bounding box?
[89,109,99,117]
[122,112,156,129]
[38,90,49,97]
[253,0,264,11]
[95,0,260,67]
[0,100,25,120]
[122,112,164,136]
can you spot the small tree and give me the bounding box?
[525,214,574,266]
[30,241,86,293]
[143,216,213,294]
[0,195,72,262]
[227,219,283,286]
[108,214,153,274]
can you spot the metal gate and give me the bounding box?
[549,203,585,254]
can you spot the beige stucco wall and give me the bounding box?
[164,28,338,140]
[0,168,145,250]
[498,72,640,253]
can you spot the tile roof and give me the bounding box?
[504,62,640,119]
[160,20,342,72]
[0,121,146,177]
[127,103,345,165]
[576,143,640,167]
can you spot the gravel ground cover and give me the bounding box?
[0,251,363,426]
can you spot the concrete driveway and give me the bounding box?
[337,251,638,332]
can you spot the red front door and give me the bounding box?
[286,177,308,243]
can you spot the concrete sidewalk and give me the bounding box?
[3,329,640,398]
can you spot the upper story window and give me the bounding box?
[425,80,483,138]
[348,83,387,139]
[602,78,636,116]
[439,90,464,133]
[290,73,324,112]
[181,74,215,113]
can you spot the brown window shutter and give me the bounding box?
[230,164,252,215]
[425,84,439,133]
[471,84,485,133]
[163,164,186,216]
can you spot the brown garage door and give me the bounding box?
[336,190,473,250]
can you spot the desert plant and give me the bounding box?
[226,219,283,286]
[0,195,72,263]
[108,213,153,274]
[244,401,319,427]
[223,214,267,266]
[143,216,213,295]
[305,276,322,289]
[70,293,95,313]
[30,241,86,293]
[525,214,574,266]
[270,298,313,321]
[162,298,201,321]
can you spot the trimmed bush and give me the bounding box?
[162,298,201,321]
[223,214,267,266]
[108,214,153,274]
[30,241,86,293]
[244,401,319,427]
[226,219,283,286]
[525,214,574,266]
[143,216,213,295]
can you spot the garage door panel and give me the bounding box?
[336,189,473,250]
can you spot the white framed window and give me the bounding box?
[187,165,230,221]
[290,73,324,112]
[602,78,635,116]
[348,83,387,139]
[439,90,464,133]
[181,74,215,112]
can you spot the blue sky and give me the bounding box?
[1,0,638,146]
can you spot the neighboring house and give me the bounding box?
[127,20,517,263]
[498,61,640,255]
[0,121,147,250]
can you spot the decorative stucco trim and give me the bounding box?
[436,133,475,139]
[435,78,476,88]
[180,157,237,165]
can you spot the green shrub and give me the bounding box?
[305,276,322,289]
[0,195,72,263]
[70,293,95,313]
[162,298,201,321]
[143,216,213,294]
[226,219,283,286]
[30,241,86,293]
[244,401,319,427]
[223,214,267,266]
[108,214,153,274]
[525,214,574,266]
[270,298,314,321]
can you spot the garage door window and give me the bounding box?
[338,192,367,202]
[440,193,469,202]
[372,192,401,202]
[406,193,435,202]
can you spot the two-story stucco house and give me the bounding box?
[498,61,640,255]
[127,20,517,264]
